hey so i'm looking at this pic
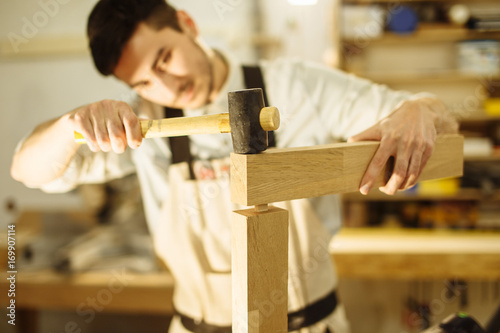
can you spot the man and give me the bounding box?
[11,0,458,332]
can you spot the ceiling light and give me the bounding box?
[288,0,318,6]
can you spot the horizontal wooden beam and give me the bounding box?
[231,134,463,206]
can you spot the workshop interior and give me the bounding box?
[1,0,500,332]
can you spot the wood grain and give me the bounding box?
[231,134,463,206]
[232,206,289,333]
[141,113,231,138]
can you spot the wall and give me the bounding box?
[0,0,126,229]
[257,0,340,66]
[170,0,257,62]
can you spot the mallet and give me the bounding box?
[74,89,278,154]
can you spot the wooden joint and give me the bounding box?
[255,204,269,212]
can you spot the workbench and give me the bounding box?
[0,269,175,333]
[0,210,175,333]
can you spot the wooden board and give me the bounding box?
[231,134,463,206]
[330,228,500,280]
[232,206,289,333]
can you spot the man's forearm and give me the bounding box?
[11,113,80,187]
[12,99,143,188]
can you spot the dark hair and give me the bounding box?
[87,0,181,76]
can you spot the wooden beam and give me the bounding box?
[231,134,463,206]
[232,206,289,332]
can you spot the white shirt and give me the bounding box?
[28,54,422,331]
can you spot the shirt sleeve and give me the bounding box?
[262,58,432,143]
[16,136,137,194]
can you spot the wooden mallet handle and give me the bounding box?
[74,107,280,144]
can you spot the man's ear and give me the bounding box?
[176,10,198,38]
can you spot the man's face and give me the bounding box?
[114,19,213,109]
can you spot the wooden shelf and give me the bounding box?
[348,70,500,84]
[330,228,500,280]
[465,154,500,162]
[337,0,500,281]
[459,113,500,122]
[342,188,500,202]
[0,269,175,314]
[343,24,500,45]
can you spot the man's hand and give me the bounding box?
[348,98,459,195]
[68,100,143,153]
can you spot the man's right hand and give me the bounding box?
[68,100,143,153]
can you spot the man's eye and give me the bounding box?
[154,51,172,73]
[162,51,172,64]
[135,81,152,90]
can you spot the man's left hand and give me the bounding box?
[348,98,459,195]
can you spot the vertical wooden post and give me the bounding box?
[232,206,289,333]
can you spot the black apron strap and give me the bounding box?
[241,65,276,148]
[242,65,269,106]
[164,107,195,180]
[177,290,338,332]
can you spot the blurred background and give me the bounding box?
[0,0,500,332]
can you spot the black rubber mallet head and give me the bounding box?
[228,88,280,154]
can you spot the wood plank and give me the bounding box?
[330,228,500,280]
[232,206,289,333]
[0,270,175,314]
[231,134,463,206]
